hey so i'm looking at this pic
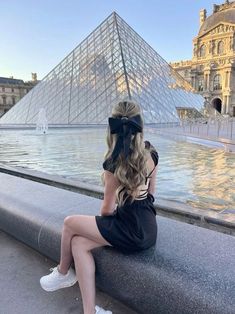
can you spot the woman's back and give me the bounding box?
[103,140,158,202]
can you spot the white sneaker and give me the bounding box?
[40,266,77,291]
[95,305,112,314]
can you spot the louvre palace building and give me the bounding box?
[171,0,235,117]
[0,73,38,118]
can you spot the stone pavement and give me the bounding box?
[0,231,137,314]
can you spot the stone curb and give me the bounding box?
[0,164,234,236]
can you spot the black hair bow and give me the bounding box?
[108,114,143,161]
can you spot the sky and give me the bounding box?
[0,0,227,81]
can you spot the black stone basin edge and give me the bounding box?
[0,164,234,236]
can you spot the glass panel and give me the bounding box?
[0,12,204,125]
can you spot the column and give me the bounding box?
[226,95,231,114]
[207,73,211,92]
[222,96,227,114]
[225,71,228,88]
[227,70,231,89]
[204,73,208,90]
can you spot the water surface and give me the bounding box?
[0,128,234,211]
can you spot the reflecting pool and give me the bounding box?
[0,128,234,211]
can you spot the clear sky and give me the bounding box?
[0,0,226,81]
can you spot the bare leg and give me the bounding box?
[58,215,112,313]
[58,215,112,274]
[71,235,104,314]
[58,223,74,274]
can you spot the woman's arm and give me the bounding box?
[148,165,158,195]
[100,170,120,216]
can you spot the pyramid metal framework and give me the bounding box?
[0,12,204,125]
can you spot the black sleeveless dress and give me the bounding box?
[95,141,159,254]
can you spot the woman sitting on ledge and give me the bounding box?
[40,100,159,314]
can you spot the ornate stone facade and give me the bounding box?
[0,73,38,118]
[170,1,235,117]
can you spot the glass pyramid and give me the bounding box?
[0,12,204,125]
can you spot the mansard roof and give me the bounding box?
[0,77,24,85]
[199,3,235,36]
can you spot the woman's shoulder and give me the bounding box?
[144,140,159,166]
[103,157,116,173]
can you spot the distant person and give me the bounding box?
[40,101,159,314]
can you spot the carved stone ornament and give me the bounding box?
[214,1,233,13]
[219,59,225,65]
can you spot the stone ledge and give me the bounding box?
[0,164,234,236]
[0,172,234,314]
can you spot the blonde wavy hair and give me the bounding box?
[104,100,149,206]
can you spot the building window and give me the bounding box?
[217,41,224,54]
[198,77,204,91]
[2,87,5,92]
[199,44,206,57]
[198,64,204,72]
[213,74,222,90]
[12,96,16,105]
[11,88,14,92]
[2,95,6,105]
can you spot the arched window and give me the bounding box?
[199,44,206,57]
[213,74,222,90]
[217,41,224,54]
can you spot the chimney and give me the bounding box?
[213,4,219,13]
[199,9,207,27]
[31,73,37,81]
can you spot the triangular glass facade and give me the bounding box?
[0,12,204,125]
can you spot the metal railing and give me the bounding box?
[146,117,235,143]
[181,117,235,141]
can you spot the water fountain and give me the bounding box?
[36,108,48,134]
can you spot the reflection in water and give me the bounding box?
[0,128,234,212]
[190,149,234,210]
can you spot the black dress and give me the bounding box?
[95,141,158,254]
